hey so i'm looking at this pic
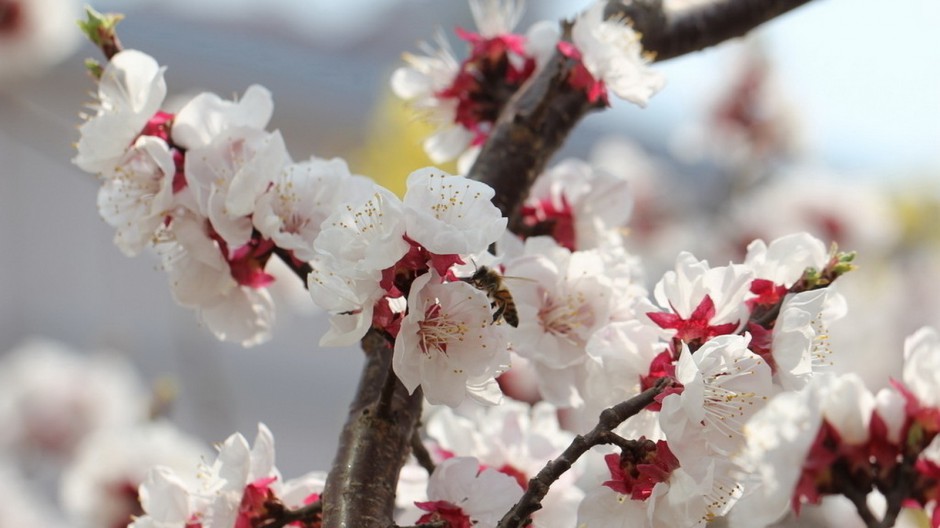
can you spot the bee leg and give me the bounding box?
[491,302,504,323]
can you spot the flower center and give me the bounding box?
[538,291,594,345]
[437,32,535,144]
[701,356,767,450]
[418,303,468,356]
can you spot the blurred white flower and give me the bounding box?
[60,421,209,528]
[0,0,80,83]
[570,0,665,106]
[0,338,147,461]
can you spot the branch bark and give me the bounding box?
[321,330,424,528]
[613,0,815,62]
[468,0,815,226]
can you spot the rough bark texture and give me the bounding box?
[321,330,424,528]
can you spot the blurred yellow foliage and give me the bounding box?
[347,90,457,197]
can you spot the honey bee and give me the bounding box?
[463,266,519,327]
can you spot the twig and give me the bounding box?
[877,453,919,528]
[392,522,447,528]
[273,246,313,285]
[832,463,879,528]
[497,378,672,528]
[411,429,437,475]
[259,500,322,528]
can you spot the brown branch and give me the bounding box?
[877,453,919,528]
[497,378,672,528]
[321,329,424,528]
[832,463,879,528]
[273,246,313,284]
[612,0,815,62]
[259,500,322,528]
[393,522,447,528]
[411,429,437,475]
[468,0,815,228]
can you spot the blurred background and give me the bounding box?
[0,0,938,525]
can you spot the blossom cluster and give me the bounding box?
[131,424,325,528]
[735,328,940,527]
[392,0,663,171]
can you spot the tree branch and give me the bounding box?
[613,0,815,62]
[259,500,323,528]
[321,330,424,528]
[411,429,437,475]
[497,378,672,528]
[468,0,815,228]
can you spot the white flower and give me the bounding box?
[579,320,666,424]
[393,272,509,407]
[0,0,80,83]
[577,484,650,528]
[650,252,753,340]
[184,127,290,250]
[732,373,874,527]
[253,157,375,261]
[732,377,828,528]
[391,33,465,164]
[577,463,728,528]
[0,338,147,460]
[424,400,583,528]
[74,49,167,174]
[159,214,274,347]
[403,168,507,256]
[171,84,274,150]
[505,237,617,407]
[821,373,874,445]
[97,135,176,256]
[410,457,523,528]
[744,233,829,288]
[132,467,193,528]
[307,256,384,347]
[60,421,209,528]
[902,326,940,407]
[659,335,772,471]
[571,1,665,106]
[524,158,634,250]
[771,288,845,390]
[469,0,525,38]
[313,183,410,273]
[390,2,544,167]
